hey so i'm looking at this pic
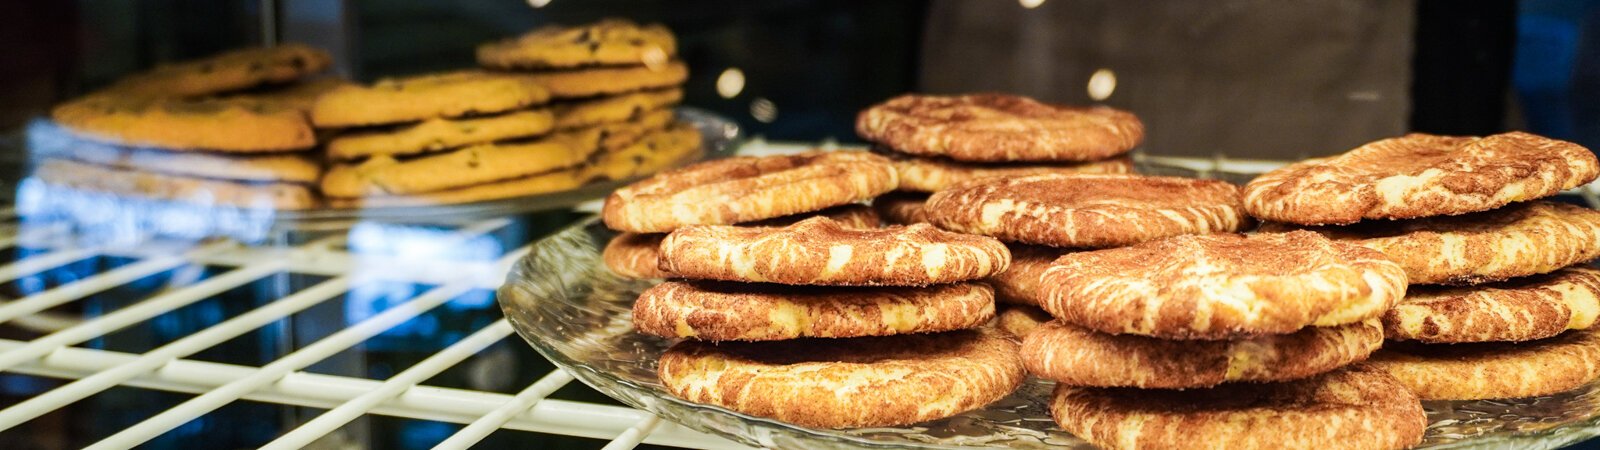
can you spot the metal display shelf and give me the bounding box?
[0,212,744,450]
[0,141,1596,450]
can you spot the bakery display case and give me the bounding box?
[3,1,1600,449]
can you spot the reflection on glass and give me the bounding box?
[717,68,746,99]
[1088,68,1116,101]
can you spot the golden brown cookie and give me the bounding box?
[657,328,1025,428]
[328,167,589,209]
[1244,132,1599,225]
[857,94,1144,163]
[51,94,316,152]
[233,78,350,112]
[1368,328,1600,400]
[660,216,1010,286]
[1024,320,1382,389]
[552,88,682,130]
[602,205,881,280]
[996,305,1052,338]
[335,123,701,208]
[1261,201,1600,285]
[579,121,702,182]
[872,191,930,225]
[34,159,317,210]
[321,129,599,197]
[891,155,1135,192]
[988,245,1069,306]
[602,233,671,279]
[325,109,556,161]
[602,151,897,233]
[107,44,331,97]
[1384,267,1600,343]
[634,281,994,341]
[1041,231,1407,340]
[477,19,677,69]
[32,134,321,184]
[523,62,688,99]
[1051,365,1426,450]
[310,71,550,127]
[584,108,675,151]
[925,174,1250,248]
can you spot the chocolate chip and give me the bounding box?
[248,61,263,71]
[290,56,307,69]
[588,42,601,52]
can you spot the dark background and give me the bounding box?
[8,0,1600,158]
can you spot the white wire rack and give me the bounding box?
[0,210,749,450]
[2,142,1598,450]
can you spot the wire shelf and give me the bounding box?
[0,209,743,450]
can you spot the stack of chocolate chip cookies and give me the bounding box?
[475,19,700,200]
[37,18,707,212]
[601,150,1028,428]
[311,70,598,207]
[42,45,339,210]
[1246,131,1600,402]
[856,93,1143,224]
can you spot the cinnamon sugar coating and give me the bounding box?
[660,216,1010,286]
[602,151,897,233]
[657,328,1025,428]
[1244,132,1598,225]
[1040,231,1406,340]
[926,173,1249,248]
[857,94,1143,162]
[1051,365,1425,450]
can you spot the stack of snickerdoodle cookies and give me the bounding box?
[1028,231,1425,450]
[900,127,1426,447]
[857,93,1142,224]
[43,45,339,210]
[311,70,595,207]
[602,150,1028,428]
[924,172,1254,336]
[1248,132,1600,402]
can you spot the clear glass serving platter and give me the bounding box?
[499,216,1600,450]
[19,108,740,238]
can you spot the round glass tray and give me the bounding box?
[19,108,740,236]
[499,217,1600,450]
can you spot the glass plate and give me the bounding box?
[499,216,1600,450]
[19,108,741,237]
